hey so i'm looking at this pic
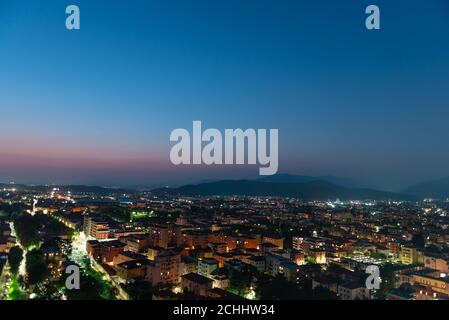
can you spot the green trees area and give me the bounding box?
[4,249,48,300]
[25,249,49,285]
[61,272,106,300]
[97,206,130,223]
[12,212,73,248]
[228,268,254,297]
[256,275,338,300]
[7,246,23,275]
[227,266,338,300]
[0,203,30,217]
[372,263,398,300]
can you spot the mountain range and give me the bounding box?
[403,176,449,199]
[151,179,414,201]
[2,174,449,201]
[257,174,367,188]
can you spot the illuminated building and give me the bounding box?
[181,273,214,297]
[116,259,150,283]
[86,240,126,263]
[197,258,218,277]
[400,245,424,265]
[147,250,181,286]
[262,235,285,250]
[83,216,110,240]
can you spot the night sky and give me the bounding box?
[1,0,449,190]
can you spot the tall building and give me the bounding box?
[197,258,218,277]
[263,235,285,250]
[149,223,182,249]
[147,250,181,286]
[83,216,110,240]
[400,246,424,265]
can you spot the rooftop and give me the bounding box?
[182,272,214,284]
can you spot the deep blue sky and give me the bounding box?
[1,0,449,190]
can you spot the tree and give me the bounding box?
[412,234,425,249]
[8,246,23,274]
[370,252,387,260]
[122,281,154,300]
[256,274,304,300]
[373,263,397,300]
[63,274,105,300]
[26,250,48,285]
[13,213,41,248]
[256,274,339,300]
[229,268,255,297]
[311,285,339,300]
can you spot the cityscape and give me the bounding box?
[1,0,449,309]
[1,178,449,301]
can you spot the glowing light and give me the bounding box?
[245,287,256,300]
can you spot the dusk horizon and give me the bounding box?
[2,0,449,191]
[2,171,449,194]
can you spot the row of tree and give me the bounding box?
[12,212,73,248]
[8,246,49,285]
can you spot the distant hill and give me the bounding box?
[404,177,449,199]
[152,179,414,201]
[258,174,367,188]
[0,183,132,194]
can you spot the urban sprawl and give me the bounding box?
[1,185,449,301]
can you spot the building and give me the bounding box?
[424,254,449,273]
[210,268,230,290]
[180,256,198,275]
[176,214,188,226]
[263,235,285,250]
[245,255,266,273]
[0,236,16,253]
[147,246,165,261]
[411,269,449,296]
[147,250,181,286]
[312,275,339,294]
[209,242,228,254]
[116,259,150,283]
[280,261,301,283]
[83,216,110,240]
[258,242,279,255]
[122,234,152,253]
[0,254,7,280]
[183,231,210,249]
[86,240,126,263]
[226,235,258,251]
[338,281,370,300]
[181,273,214,297]
[400,245,424,265]
[113,251,147,266]
[293,236,325,252]
[291,250,305,265]
[265,252,300,283]
[149,223,182,249]
[0,223,11,237]
[197,258,218,277]
[309,248,326,264]
[213,253,236,268]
